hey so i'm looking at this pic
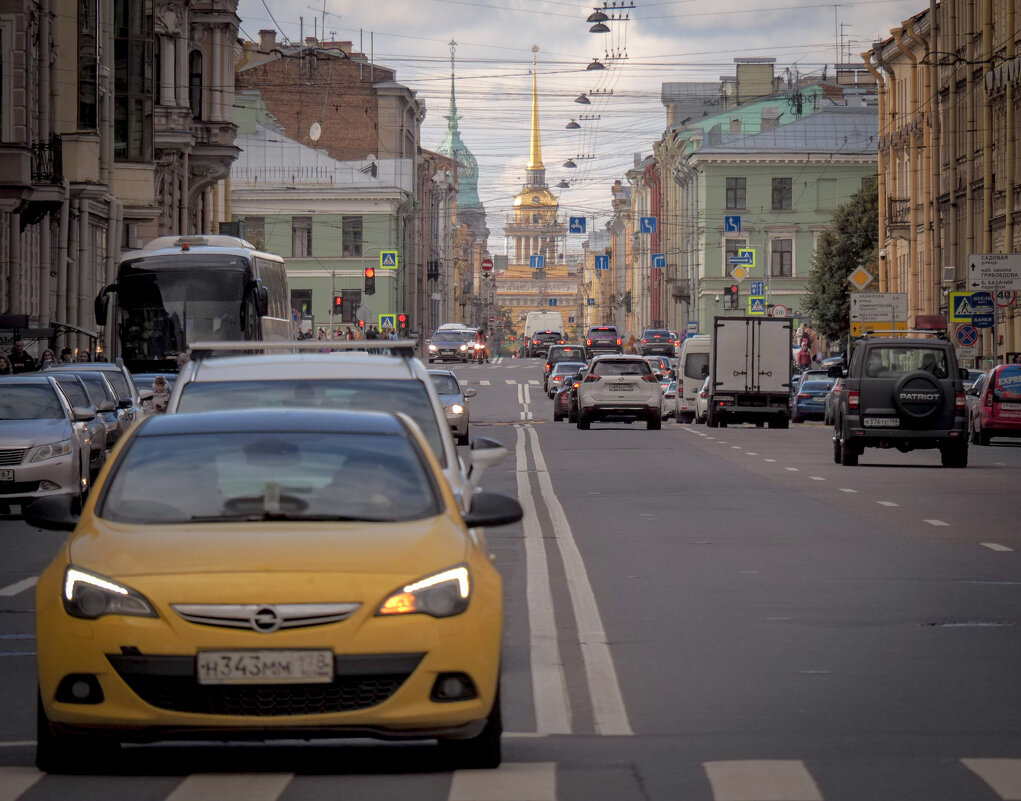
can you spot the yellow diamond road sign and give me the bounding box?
[731,265,749,282]
[848,266,874,291]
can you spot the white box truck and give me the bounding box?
[523,311,565,357]
[707,316,792,428]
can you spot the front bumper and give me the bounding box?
[445,412,469,436]
[0,451,79,505]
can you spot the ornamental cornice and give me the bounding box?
[689,153,876,168]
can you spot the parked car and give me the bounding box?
[693,375,711,423]
[429,369,476,446]
[48,374,110,478]
[638,329,675,356]
[823,377,843,425]
[967,363,1021,445]
[791,378,837,423]
[547,361,586,398]
[576,354,663,430]
[27,407,523,772]
[0,375,93,512]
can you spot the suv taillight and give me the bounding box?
[955,391,966,411]
[584,374,601,382]
[847,390,860,410]
[616,338,622,346]
[586,338,592,346]
[545,363,551,372]
[641,338,647,344]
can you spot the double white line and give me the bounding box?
[517,382,534,421]
[515,424,632,736]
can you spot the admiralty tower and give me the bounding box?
[495,46,578,342]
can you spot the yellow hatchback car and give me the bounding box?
[27,408,522,773]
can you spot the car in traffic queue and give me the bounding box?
[427,329,474,363]
[693,375,711,423]
[429,369,476,446]
[661,380,677,419]
[527,331,566,359]
[0,375,94,512]
[791,378,837,423]
[576,354,663,430]
[165,341,508,513]
[823,377,844,425]
[585,325,622,355]
[27,408,524,773]
[553,371,584,422]
[638,329,675,357]
[644,355,673,380]
[69,372,128,447]
[542,345,588,392]
[47,374,111,478]
[676,335,709,424]
[546,361,586,398]
[967,363,1021,445]
[45,363,151,424]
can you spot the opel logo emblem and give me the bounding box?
[250,606,282,633]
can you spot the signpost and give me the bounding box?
[750,281,765,296]
[848,266,875,291]
[849,292,908,336]
[950,291,995,328]
[995,289,1016,308]
[595,255,609,271]
[955,324,979,360]
[728,248,755,267]
[730,265,749,282]
[378,314,396,331]
[771,304,788,318]
[379,250,399,269]
[748,297,766,315]
[968,253,1021,291]
[530,254,545,270]
[724,215,741,233]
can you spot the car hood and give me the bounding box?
[68,515,469,578]
[0,418,70,447]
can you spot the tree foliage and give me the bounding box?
[803,176,879,342]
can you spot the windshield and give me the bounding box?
[800,381,835,392]
[100,432,441,524]
[0,385,64,420]
[593,360,652,377]
[552,362,585,376]
[175,379,447,466]
[116,257,250,361]
[77,374,115,406]
[864,347,949,379]
[431,331,467,343]
[101,370,133,401]
[550,347,585,361]
[534,332,562,342]
[430,374,461,395]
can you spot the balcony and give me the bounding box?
[31,135,63,185]
[887,197,911,230]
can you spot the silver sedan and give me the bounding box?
[429,369,475,446]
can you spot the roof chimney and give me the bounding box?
[258,29,276,50]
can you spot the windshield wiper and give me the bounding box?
[189,513,376,523]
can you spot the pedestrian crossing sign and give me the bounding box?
[380,250,399,269]
[379,314,396,331]
[748,296,766,315]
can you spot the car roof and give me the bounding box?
[591,353,644,361]
[0,374,58,385]
[45,363,124,372]
[427,368,458,377]
[138,408,408,437]
[186,353,422,382]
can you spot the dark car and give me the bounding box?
[585,325,622,355]
[553,372,583,422]
[791,378,836,423]
[543,345,588,391]
[968,363,1021,445]
[638,329,675,356]
[832,335,969,467]
[527,330,565,359]
[823,377,843,425]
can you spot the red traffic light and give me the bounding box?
[397,313,407,323]
[364,267,375,278]
[333,295,343,309]
[358,319,365,328]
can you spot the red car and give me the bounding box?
[553,375,583,422]
[968,363,1021,445]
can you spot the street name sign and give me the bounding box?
[968,254,1021,291]
[850,292,908,323]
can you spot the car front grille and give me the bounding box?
[0,449,26,466]
[107,652,424,717]
[0,481,40,496]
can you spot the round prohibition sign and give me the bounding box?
[955,325,978,347]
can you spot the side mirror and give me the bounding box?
[117,398,133,409]
[959,367,971,381]
[827,364,843,378]
[97,400,116,413]
[24,495,79,531]
[94,284,116,326]
[71,406,96,422]
[463,491,524,528]
[464,388,477,398]
[138,389,154,402]
[467,436,508,483]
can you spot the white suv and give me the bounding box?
[166,342,507,510]
[576,354,663,430]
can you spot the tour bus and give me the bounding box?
[95,235,291,372]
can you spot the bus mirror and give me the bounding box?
[94,284,115,325]
[251,281,269,317]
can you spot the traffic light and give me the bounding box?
[333,294,343,312]
[358,319,365,328]
[398,313,408,330]
[724,284,739,310]
[364,266,376,295]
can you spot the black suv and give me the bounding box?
[543,344,588,392]
[831,335,970,467]
[585,325,622,354]
[638,329,675,356]
[526,330,565,358]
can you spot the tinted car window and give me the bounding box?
[431,331,466,343]
[549,347,586,361]
[100,432,441,524]
[430,374,460,395]
[864,347,949,378]
[800,380,835,392]
[175,379,446,467]
[593,360,652,376]
[0,385,64,420]
[77,373,116,406]
[552,362,585,375]
[102,371,133,400]
[54,377,90,408]
[684,353,709,380]
[643,330,671,337]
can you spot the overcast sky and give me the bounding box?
[236,0,920,248]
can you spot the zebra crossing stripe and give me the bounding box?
[703,760,823,801]
[962,759,1021,800]
[448,762,557,801]
[166,773,293,801]
[0,767,43,801]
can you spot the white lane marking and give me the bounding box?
[839,488,857,493]
[524,384,532,405]
[703,760,823,801]
[520,411,526,421]
[731,445,741,449]
[0,767,43,800]
[877,501,899,507]
[529,380,540,385]
[527,410,534,421]
[166,773,293,801]
[0,577,37,597]
[764,458,777,463]
[526,426,633,736]
[924,519,950,527]
[480,380,491,386]
[514,428,571,735]
[982,543,1014,552]
[507,379,518,386]
[746,452,758,456]
[962,758,1021,800]
[785,467,799,472]
[449,762,557,801]
[809,476,825,481]
[517,383,524,405]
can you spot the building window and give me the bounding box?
[78,0,99,130]
[189,50,203,119]
[291,216,312,258]
[245,216,265,250]
[770,238,793,277]
[772,177,792,210]
[342,216,363,258]
[724,238,748,277]
[725,177,746,210]
[113,0,153,162]
[290,289,312,322]
[340,290,361,324]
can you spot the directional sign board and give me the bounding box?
[530,254,545,270]
[640,217,657,234]
[724,215,741,233]
[587,298,595,306]
[850,292,908,323]
[750,281,765,296]
[729,248,754,267]
[379,250,398,269]
[595,254,609,271]
[651,253,666,269]
[968,253,1021,291]
[569,216,586,234]
[378,314,396,331]
[950,291,995,327]
[686,321,698,335]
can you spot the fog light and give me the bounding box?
[431,672,478,702]
[55,674,104,704]
[38,481,61,491]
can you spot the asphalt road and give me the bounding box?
[2,355,1020,800]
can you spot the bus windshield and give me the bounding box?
[116,257,250,364]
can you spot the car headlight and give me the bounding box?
[62,567,158,620]
[29,439,73,463]
[377,566,470,618]
[459,344,468,351]
[446,403,465,415]
[429,344,438,351]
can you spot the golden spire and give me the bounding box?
[527,45,544,171]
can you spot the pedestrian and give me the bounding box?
[345,327,355,341]
[0,356,12,375]
[59,347,74,363]
[8,340,37,373]
[39,349,56,370]
[76,349,91,363]
[151,375,171,413]
[317,327,327,341]
[796,342,812,371]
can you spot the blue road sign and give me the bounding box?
[290,307,301,324]
[728,251,754,266]
[380,251,398,269]
[952,291,995,327]
[587,298,595,306]
[569,216,586,233]
[750,280,765,296]
[595,254,609,271]
[749,296,767,315]
[686,321,698,335]
[725,215,741,233]
[955,325,978,347]
[530,254,545,270]
[548,298,558,307]
[651,253,666,269]
[379,314,396,331]
[640,217,657,234]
